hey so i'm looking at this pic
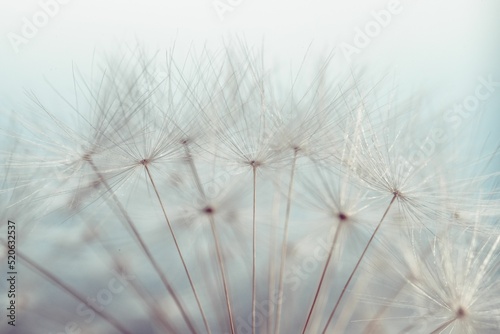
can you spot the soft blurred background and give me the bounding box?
[1,0,500,102]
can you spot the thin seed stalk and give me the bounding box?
[252,166,257,334]
[321,193,398,333]
[87,159,197,334]
[183,143,235,333]
[430,318,457,334]
[82,223,178,333]
[144,164,211,334]
[267,172,283,334]
[208,215,236,334]
[275,150,298,334]
[4,242,134,334]
[302,222,343,334]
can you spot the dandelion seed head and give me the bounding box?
[2,43,499,334]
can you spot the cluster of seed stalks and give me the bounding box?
[1,44,499,334]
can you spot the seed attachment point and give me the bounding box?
[203,206,215,215]
[249,160,261,168]
[338,212,348,221]
[456,306,467,319]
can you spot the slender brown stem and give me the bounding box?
[252,166,257,334]
[208,215,236,334]
[81,223,178,333]
[430,318,456,334]
[144,164,211,334]
[267,173,283,334]
[183,143,235,333]
[87,159,197,334]
[321,194,397,334]
[0,240,133,334]
[302,223,342,334]
[275,151,297,334]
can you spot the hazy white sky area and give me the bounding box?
[0,0,499,127]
